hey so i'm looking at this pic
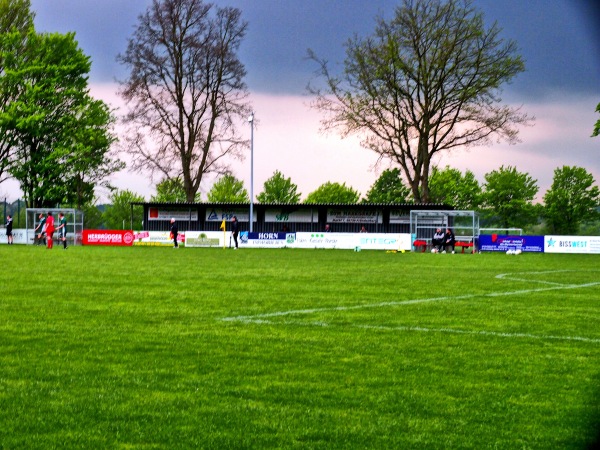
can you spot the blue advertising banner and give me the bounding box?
[479,235,544,253]
[240,232,295,248]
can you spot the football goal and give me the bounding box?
[25,208,84,246]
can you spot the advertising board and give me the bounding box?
[326,209,383,224]
[264,209,315,223]
[1,228,28,245]
[239,232,292,248]
[544,236,600,254]
[205,209,256,222]
[389,211,411,224]
[132,231,185,246]
[148,207,198,221]
[479,235,544,253]
[83,230,135,246]
[293,232,411,250]
[184,231,222,248]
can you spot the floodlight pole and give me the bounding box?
[248,112,254,232]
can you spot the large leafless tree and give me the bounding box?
[308,0,532,203]
[118,0,251,201]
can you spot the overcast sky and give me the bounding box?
[3,0,599,203]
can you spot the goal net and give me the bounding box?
[25,208,84,246]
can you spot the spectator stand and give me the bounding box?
[410,210,480,253]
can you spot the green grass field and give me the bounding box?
[1,245,599,449]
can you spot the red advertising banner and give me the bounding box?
[83,230,135,246]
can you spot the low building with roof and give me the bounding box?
[131,202,451,234]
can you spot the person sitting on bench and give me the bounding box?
[432,228,445,253]
[443,228,456,254]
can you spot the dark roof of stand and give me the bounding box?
[131,202,453,209]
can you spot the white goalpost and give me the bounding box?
[25,208,84,246]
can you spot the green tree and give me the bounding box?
[256,170,301,204]
[543,166,600,235]
[0,0,33,35]
[0,0,34,185]
[481,166,538,229]
[0,29,121,208]
[207,174,249,203]
[429,166,482,210]
[363,168,410,203]
[102,189,145,230]
[308,0,530,203]
[81,200,103,230]
[593,102,600,137]
[150,177,192,203]
[118,0,251,202]
[305,182,360,204]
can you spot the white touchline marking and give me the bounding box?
[496,269,600,287]
[221,281,600,322]
[356,325,600,344]
[220,294,477,322]
[484,282,600,296]
[219,273,600,344]
[224,318,600,344]
[496,277,571,287]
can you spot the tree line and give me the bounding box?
[0,0,598,235]
[0,0,122,209]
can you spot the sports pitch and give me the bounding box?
[1,246,598,448]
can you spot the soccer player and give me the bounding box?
[5,215,13,244]
[170,218,178,248]
[231,215,239,249]
[55,212,68,249]
[45,212,55,249]
[34,213,46,246]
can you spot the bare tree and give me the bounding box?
[308,0,532,202]
[118,0,251,201]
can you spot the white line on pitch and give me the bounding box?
[496,277,571,286]
[496,270,600,287]
[356,324,600,344]
[220,281,600,323]
[228,318,600,344]
[220,294,477,322]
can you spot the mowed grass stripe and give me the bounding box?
[0,245,599,449]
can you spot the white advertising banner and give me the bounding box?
[205,208,256,223]
[293,232,411,250]
[133,230,185,246]
[162,231,412,250]
[544,235,600,254]
[185,231,224,248]
[327,209,383,224]
[148,207,198,221]
[357,233,412,251]
[264,209,316,223]
[0,228,28,244]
